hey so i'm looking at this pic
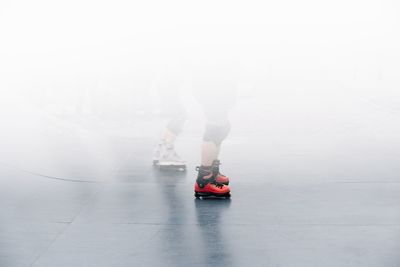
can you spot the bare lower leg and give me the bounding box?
[201,141,220,166]
[163,128,177,145]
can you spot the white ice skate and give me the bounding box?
[153,142,186,171]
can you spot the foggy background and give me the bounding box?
[2,2,400,266]
[0,0,399,183]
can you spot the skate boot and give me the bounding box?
[194,165,231,198]
[212,159,230,185]
[153,141,186,171]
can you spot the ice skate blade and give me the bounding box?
[194,191,231,199]
[156,164,187,172]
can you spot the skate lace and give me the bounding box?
[212,182,224,189]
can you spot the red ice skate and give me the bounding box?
[194,162,231,198]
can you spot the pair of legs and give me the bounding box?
[154,88,234,198]
[154,63,236,197]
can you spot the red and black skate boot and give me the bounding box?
[194,165,231,198]
[212,159,230,185]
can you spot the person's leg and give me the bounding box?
[194,89,235,198]
[201,113,230,166]
[194,120,232,197]
[163,102,186,145]
[200,106,231,181]
[162,127,177,147]
[200,141,219,167]
[153,87,187,169]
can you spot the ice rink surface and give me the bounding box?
[1,89,400,267]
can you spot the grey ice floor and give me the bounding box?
[1,90,400,267]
